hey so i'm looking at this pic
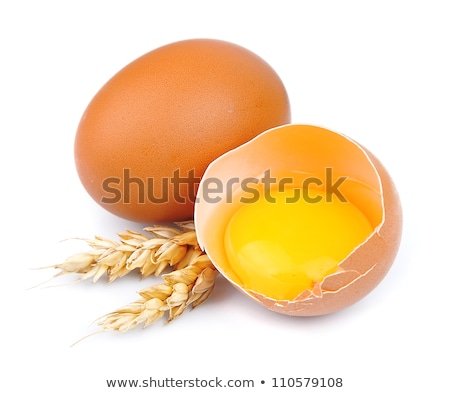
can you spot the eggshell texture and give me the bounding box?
[195,124,403,316]
[74,39,291,223]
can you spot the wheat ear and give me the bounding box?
[96,249,218,333]
[49,221,199,283]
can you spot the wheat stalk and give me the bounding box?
[96,250,218,333]
[49,221,199,283]
[41,221,218,333]
[46,220,220,337]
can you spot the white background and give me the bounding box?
[1,1,449,391]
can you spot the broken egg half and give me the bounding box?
[195,124,402,316]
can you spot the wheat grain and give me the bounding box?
[49,221,199,283]
[97,250,218,333]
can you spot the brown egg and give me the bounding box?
[195,124,402,316]
[74,39,291,223]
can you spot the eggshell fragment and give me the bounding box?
[194,124,402,316]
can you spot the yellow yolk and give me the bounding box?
[224,188,374,300]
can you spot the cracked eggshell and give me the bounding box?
[194,124,403,316]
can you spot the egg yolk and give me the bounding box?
[224,188,374,300]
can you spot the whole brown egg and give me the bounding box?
[74,39,291,222]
